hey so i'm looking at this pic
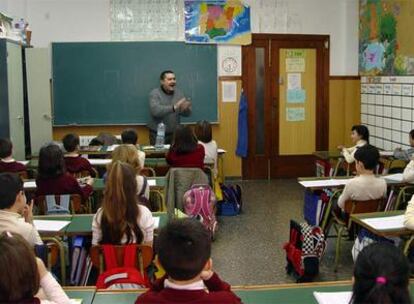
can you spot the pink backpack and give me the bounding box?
[183,184,218,239]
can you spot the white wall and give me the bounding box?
[0,0,359,75]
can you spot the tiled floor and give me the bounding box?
[211,179,354,286]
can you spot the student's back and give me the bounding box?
[136,218,241,304]
[92,161,154,246]
[62,133,96,177]
[0,138,26,173]
[35,144,93,200]
[166,125,205,169]
[195,120,218,175]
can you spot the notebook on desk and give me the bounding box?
[313,291,352,304]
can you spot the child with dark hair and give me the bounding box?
[0,138,27,173]
[337,144,386,210]
[351,242,410,304]
[62,133,96,177]
[35,143,94,200]
[0,173,42,246]
[400,129,414,182]
[194,120,218,176]
[337,125,369,163]
[166,125,205,169]
[121,128,146,168]
[0,232,70,303]
[136,218,241,303]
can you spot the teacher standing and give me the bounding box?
[148,70,192,145]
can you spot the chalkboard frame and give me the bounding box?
[52,41,218,126]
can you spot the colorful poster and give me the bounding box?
[184,0,251,45]
[286,107,305,122]
[287,89,306,103]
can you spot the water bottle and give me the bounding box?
[155,122,165,149]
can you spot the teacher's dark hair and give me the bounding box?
[160,70,175,80]
[171,125,198,154]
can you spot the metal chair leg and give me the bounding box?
[334,226,344,273]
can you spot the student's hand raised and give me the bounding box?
[85,177,94,186]
[23,199,34,224]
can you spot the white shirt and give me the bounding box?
[337,174,387,210]
[37,272,71,304]
[341,140,367,163]
[198,140,218,175]
[0,210,43,246]
[403,160,414,183]
[92,204,154,245]
[164,278,205,290]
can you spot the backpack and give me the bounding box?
[283,220,326,282]
[217,184,242,216]
[45,195,70,214]
[96,244,150,289]
[183,184,218,239]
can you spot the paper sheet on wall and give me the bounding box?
[218,46,242,76]
[110,0,184,41]
[286,107,305,121]
[222,81,238,102]
[286,58,305,72]
[287,73,301,90]
[287,89,306,103]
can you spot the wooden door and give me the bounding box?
[242,35,329,179]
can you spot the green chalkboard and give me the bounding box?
[52,42,217,126]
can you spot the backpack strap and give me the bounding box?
[138,177,148,198]
[123,244,137,268]
[200,187,212,221]
[189,186,203,216]
[102,245,119,270]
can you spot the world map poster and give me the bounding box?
[184,0,251,45]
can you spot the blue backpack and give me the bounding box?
[217,184,242,216]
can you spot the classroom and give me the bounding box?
[1,0,414,303]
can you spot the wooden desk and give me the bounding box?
[313,151,343,161]
[350,210,413,238]
[93,289,144,303]
[64,287,96,304]
[35,212,168,237]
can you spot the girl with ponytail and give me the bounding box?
[352,242,411,304]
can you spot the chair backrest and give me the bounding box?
[34,194,82,215]
[140,167,156,177]
[90,244,153,276]
[165,167,209,218]
[344,198,384,228]
[17,171,29,179]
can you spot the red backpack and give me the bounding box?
[183,184,218,239]
[96,244,150,289]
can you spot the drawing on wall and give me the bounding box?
[360,0,414,75]
[184,0,251,45]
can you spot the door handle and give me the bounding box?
[43,114,52,120]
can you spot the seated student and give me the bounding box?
[0,173,42,246]
[166,125,205,170]
[136,218,241,304]
[110,145,150,203]
[121,128,146,168]
[394,129,414,161]
[194,120,218,176]
[0,231,71,304]
[351,242,410,304]
[0,138,27,173]
[35,143,94,200]
[336,145,386,212]
[92,161,154,246]
[62,133,96,177]
[337,125,369,163]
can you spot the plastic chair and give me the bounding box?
[331,198,384,271]
[394,186,414,210]
[90,244,153,277]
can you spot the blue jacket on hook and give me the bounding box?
[236,91,248,158]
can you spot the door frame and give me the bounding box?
[242,34,330,179]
